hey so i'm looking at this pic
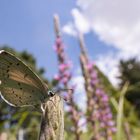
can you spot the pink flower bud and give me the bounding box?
[61,77,68,84]
[63,71,71,79]
[56,37,62,45]
[59,63,67,72]
[95,89,102,95]
[91,71,97,79]
[54,74,60,81]
[86,62,93,70]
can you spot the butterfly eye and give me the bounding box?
[48,90,55,97]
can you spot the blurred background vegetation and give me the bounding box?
[0,44,140,140]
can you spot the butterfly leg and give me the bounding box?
[31,104,43,113]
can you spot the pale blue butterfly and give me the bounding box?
[0,50,55,108]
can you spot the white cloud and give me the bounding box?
[62,22,77,37]
[96,49,140,87]
[96,53,120,87]
[63,0,140,86]
[68,0,140,55]
[62,8,90,35]
[71,8,90,34]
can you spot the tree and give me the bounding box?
[118,58,140,111]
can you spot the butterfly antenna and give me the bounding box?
[58,94,68,102]
[54,88,73,93]
[52,88,73,102]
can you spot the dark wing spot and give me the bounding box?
[7,70,9,73]
[16,63,20,66]
[18,82,21,86]
[19,100,22,103]
[20,87,22,90]
[29,95,32,98]
[9,62,12,65]
[19,97,21,99]
[32,90,34,92]
[7,66,10,68]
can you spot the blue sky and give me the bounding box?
[0,0,139,87]
[0,0,112,79]
[0,0,74,77]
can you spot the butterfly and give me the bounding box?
[0,50,55,109]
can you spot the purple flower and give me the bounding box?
[61,77,69,84]
[107,136,112,140]
[100,122,105,128]
[59,63,68,72]
[90,79,99,86]
[107,121,115,127]
[101,95,109,102]
[83,58,116,139]
[86,63,94,72]
[106,113,113,119]
[95,89,102,95]
[53,35,81,139]
[63,72,71,79]
[56,37,62,45]
[111,127,117,133]
[91,71,97,79]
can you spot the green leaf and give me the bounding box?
[116,82,129,140]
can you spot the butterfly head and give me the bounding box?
[47,90,55,97]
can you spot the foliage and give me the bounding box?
[118,58,140,112]
[95,65,117,96]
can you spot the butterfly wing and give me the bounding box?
[0,50,48,107]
